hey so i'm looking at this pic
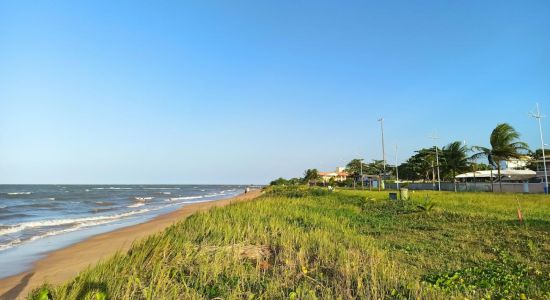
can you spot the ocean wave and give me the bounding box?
[7,192,32,195]
[203,193,221,198]
[161,192,171,195]
[0,218,117,252]
[90,208,116,214]
[0,213,33,220]
[47,198,55,200]
[127,203,145,208]
[13,203,57,209]
[168,196,203,201]
[92,187,133,190]
[0,209,150,237]
[134,197,153,201]
[95,201,115,206]
[143,187,180,190]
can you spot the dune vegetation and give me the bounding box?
[31,187,550,299]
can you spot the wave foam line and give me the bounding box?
[0,209,150,236]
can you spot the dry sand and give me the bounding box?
[0,190,262,299]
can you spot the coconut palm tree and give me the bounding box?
[441,141,470,192]
[472,123,529,192]
[302,169,320,186]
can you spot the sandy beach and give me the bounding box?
[0,189,261,300]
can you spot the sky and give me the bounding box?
[1,1,550,184]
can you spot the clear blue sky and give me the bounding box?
[1,1,549,184]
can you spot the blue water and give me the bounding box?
[0,185,243,278]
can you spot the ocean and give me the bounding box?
[0,184,243,278]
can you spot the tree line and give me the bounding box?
[272,123,546,190]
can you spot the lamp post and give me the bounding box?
[359,158,364,189]
[429,133,441,191]
[395,145,399,191]
[378,118,386,189]
[530,103,548,194]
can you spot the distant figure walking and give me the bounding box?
[245,187,250,194]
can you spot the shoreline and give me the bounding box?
[0,189,262,299]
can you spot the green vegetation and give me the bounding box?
[31,187,550,299]
[472,123,530,191]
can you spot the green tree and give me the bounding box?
[441,141,470,191]
[345,159,367,188]
[399,148,437,182]
[526,148,550,171]
[270,177,289,186]
[472,123,530,192]
[302,169,320,185]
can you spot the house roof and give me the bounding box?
[455,169,537,180]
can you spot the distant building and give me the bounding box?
[319,167,348,183]
[503,156,530,170]
[455,169,537,182]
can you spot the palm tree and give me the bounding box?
[302,169,320,186]
[472,123,529,192]
[442,141,470,192]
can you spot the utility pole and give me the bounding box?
[395,145,399,191]
[429,133,441,191]
[378,118,386,190]
[359,158,364,189]
[530,103,549,194]
[378,118,386,171]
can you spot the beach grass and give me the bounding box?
[29,187,550,299]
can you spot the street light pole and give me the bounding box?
[359,158,364,189]
[530,103,548,194]
[378,118,386,171]
[429,133,441,191]
[378,118,386,190]
[395,145,399,191]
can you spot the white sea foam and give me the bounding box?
[7,192,31,195]
[0,218,116,252]
[92,187,133,190]
[168,196,203,201]
[161,192,171,195]
[134,197,153,201]
[128,203,145,208]
[47,198,55,200]
[203,193,221,198]
[0,209,150,237]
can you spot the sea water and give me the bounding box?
[0,184,243,278]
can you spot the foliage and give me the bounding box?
[441,141,470,181]
[30,189,550,299]
[269,177,302,186]
[423,248,549,299]
[527,148,550,171]
[472,123,530,192]
[397,148,437,182]
[302,169,320,184]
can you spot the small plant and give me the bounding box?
[416,194,436,212]
[422,249,548,299]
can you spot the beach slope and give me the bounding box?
[0,190,261,299]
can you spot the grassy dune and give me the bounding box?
[31,188,550,299]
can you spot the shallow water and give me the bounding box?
[0,184,243,278]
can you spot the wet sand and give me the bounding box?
[0,190,262,299]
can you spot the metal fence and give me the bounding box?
[385,182,545,193]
